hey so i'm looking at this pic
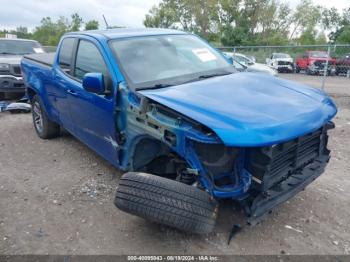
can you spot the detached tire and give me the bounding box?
[115,172,218,234]
[31,94,60,139]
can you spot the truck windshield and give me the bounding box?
[274,53,290,58]
[109,34,234,90]
[0,40,44,55]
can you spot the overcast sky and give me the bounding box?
[0,0,349,31]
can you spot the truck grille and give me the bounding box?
[11,65,21,76]
[314,60,335,68]
[248,125,331,192]
[277,61,292,66]
[0,65,21,76]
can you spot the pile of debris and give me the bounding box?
[0,96,31,113]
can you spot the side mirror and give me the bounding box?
[82,73,105,95]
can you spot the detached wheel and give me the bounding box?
[31,95,60,139]
[115,172,218,234]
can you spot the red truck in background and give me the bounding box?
[295,51,336,75]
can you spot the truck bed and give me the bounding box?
[23,53,55,67]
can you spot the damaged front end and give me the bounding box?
[242,122,334,225]
[191,121,335,225]
[118,86,335,225]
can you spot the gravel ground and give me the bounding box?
[0,74,349,255]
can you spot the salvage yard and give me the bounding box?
[0,74,350,255]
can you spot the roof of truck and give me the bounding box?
[66,28,186,40]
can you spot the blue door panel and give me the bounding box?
[67,84,118,165]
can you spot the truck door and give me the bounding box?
[64,38,119,166]
[50,37,77,133]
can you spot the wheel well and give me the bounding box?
[26,87,37,102]
[131,137,189,181]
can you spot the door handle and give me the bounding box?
[67,89,78,96]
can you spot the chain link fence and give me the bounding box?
[217,44,350,91]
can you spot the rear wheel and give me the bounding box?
[115,172,218,234]
[31,95,60,139]
[295,66,300,73]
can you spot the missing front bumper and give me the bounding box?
[243,154,329,225]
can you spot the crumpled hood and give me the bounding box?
[0,55,22,65]
[139,73,337,146]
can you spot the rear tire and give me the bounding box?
[31,95,60,139]
[115,172,218,234]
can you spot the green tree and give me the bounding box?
[143,0,296,46]
[315,31,327,44]
[337,27,350,43]
[70,13,84,31]
[289,0,322,41]
[15,27,32,39]
[85,20,99,30]
[32,14,80,45]
[144,3,177,28]
[333,7,350,43]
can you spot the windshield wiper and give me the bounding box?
[136,71,233,91]
[137,83,174,91]
[182,71,233,84]
[0,52,19,55]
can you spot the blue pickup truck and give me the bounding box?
[21,28,337,234]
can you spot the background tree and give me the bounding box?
[85,20,99,30]
[70,13,84,31]
[143,0,349,46]
[144,3,177,28]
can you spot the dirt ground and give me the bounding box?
[0,74,349,255]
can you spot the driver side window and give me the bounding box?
[74,40,112,91]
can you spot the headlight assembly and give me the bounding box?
[0,63,10,71]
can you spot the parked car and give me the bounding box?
[266,53,294,73]
[246,54,256,63]
[335,53,350,76]
[21,29,337,234]
[224,52,277,76]
[295,51,336,75]
[0,38,45,100]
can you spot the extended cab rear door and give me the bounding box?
[50,37,77,133]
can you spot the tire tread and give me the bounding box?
[115,172,218,234]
